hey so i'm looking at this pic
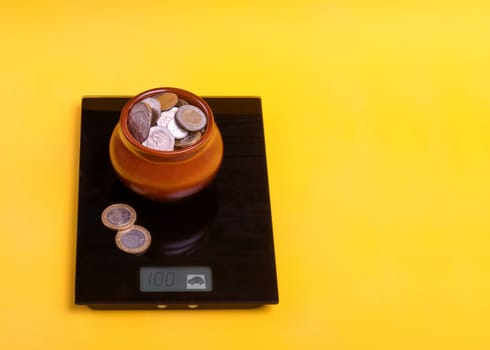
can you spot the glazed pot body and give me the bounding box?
[109,87,223,201]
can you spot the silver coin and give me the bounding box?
[128,103,152,142]
[115,225,151,255]
[175,105,207,131]
[156,107,178,127]
[127,111,151,142]
[142,126,175,151]
[130,101,152,116]
[142,97,162,124]
[101,204,137,230]
[167,118,189,139]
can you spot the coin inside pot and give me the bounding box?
[127,92,208,152]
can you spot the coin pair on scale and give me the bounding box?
[101,204,151,255]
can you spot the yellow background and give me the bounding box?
[1,0,489,349]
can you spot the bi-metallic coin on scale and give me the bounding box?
[115,225,152,255]
[101,203,137,231]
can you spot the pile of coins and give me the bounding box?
[101,203,151,255]
[127,92,207,151]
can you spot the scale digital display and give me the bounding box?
[140,266,212,292]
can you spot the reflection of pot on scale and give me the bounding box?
[150,182,219,256]
[112,179,219,257]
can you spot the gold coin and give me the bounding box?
[155,92,178,111]
[175,131,202,149]
[115,225,152,255]
[175,105,207,132]
[101,203,137,231]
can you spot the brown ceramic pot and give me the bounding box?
[109,87,223,201]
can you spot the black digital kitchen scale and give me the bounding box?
[75,97,279,309]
